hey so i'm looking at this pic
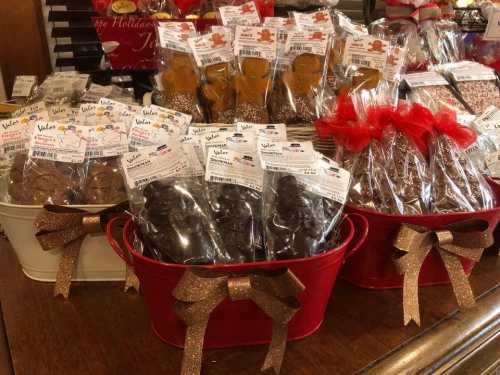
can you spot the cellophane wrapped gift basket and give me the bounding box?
[2,0,500,373]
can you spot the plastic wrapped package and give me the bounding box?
[420,20,465,65]
[40,72,90,106]
[270,30,332,124]
[454,79,500,115]
[430,110,495,213]
[274,0,338,9]
[156,22,204,122]
[84,157,127,204]
[233,26,278,123]
[263,173,325,259]
[369,18,428,72]
[138,178,229,264]
[188,31,236,123]
[381,103,433,215]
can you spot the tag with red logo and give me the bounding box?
[218,1,261,27]
[234,26,278,60]
[343,36,389,72]
[284,30,329,56]
[292,10,334,34]
[188,31,233,67]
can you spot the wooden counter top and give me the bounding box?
[0,239,498,375]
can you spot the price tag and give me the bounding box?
[12,76,37,98]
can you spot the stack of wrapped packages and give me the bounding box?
[3,2,500,266]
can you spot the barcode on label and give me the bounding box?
[32,150,56,160]
[3,142,26,154]
[201,56,223,66]
[86,150,104,158]
[209,175,240,185]
[239,49,261,57]
[290,45,312,52]
[265,165,284,171]
[351,55,371,67]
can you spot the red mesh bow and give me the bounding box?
[433,109,477,149]
[392,103,435,157]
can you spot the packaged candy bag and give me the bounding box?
[22,122,88,205]
[430,110,495,213]
[156,22,204,122]
[233,26,278,123]
[120,144,229,264]
[188,31,236,123]
[316,95,395,213]
[270,29,332,124]
[405,71,470,115]
[205,148,264,262]
[83,123,129,204]
[40,72,89,106]
[382,102,433,215]
[420,20,465,66]
[217,1,261,27]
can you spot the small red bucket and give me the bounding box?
[107,213,368,348]
[342,180,500,289]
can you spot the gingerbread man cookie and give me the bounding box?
[234,58,271,123]
[161,52,204,122]
[201,63,235,123]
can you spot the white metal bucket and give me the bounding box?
[0,202,126,282]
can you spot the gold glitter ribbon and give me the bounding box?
[393,219,493,326]
[33,202,133,298]
[173,268,305,375]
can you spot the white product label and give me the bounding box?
[180,143,204,177]
[77,103,112,125]
[201,131,233,160]
[157,22,197,53]
[85,123,129,158]
[180,134,204,165]
[219,1,261,27]
[226,131,257,155]
[128,116,179,150]
[234,26,278,60]
[263,17,295,29]
[98,97,129,111]
[404,71,449,88]
[296,155,351,203]
[12,75,37,97]
[29,122,87,163]
[343,36,389,72]
[211,25,234,42]
[13,102,47,118]
[141,105,191,134]
[188,124,234,136]
[337,13,368,36]
[206,148,264,191]
[117,108,136,131]
[188,32,233,68]
[258,141,318,175]
[285,30,329,56]
[48,105,73,121]
[483,10,500,41]
[0,118,35,159]
[292,10,334,33]
[120,144,189,189]
[473,106,500,131]
[486,151,500,177]
[82,83,113,102]
[451,68,497,82]
[235,122,287,141]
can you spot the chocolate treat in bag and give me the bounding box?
[120,143,229,264]
[382,103,433,215]
[83,123,129,204]
[270,30,331,124]
[205,148,264,262]
[233,26,278,123]
[429,110,495,213]
[259,140,349,259]
[420,20,464,66]
[22,122,88,205]
[188,31,236,123]
[156,22,204,122]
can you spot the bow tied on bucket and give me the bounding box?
[33,202,138,298]
[173,268,305,375]
[393,219,493,326]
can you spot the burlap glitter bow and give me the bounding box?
[393,219,493,326]
[173,268,305,375]
[33,202,139,298]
